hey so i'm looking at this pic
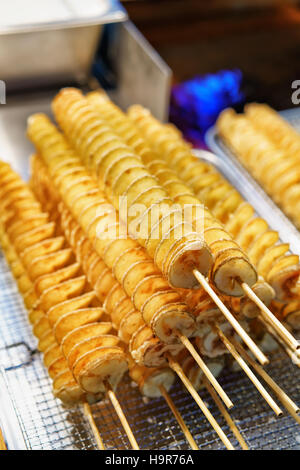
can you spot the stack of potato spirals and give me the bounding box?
[217,104,300,231]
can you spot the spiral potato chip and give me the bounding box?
[30,154,189,366]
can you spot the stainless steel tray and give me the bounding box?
[205,108,300,255]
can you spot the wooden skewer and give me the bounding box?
[202,377,249,450]
[229,337,300,417]
[166,353,235,450]
[105,381,140,450]
[0,427,7,451]
[176,330,234,409]
[159,384,199,450]
[83,402,105,450]
[193,269,269,366]
[213,324,283,416]
[241,282,299,352]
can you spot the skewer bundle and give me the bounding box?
[29,116,268,378]
[217,106,300,230]
[49,89,295,366]
[34,172,237,362]
[30,153,246,449]
[29,90,296,363]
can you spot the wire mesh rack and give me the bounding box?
[0,248,300,450]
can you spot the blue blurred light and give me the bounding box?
[170,69,245,147]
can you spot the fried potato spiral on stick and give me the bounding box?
[27,114,196,345]
[0,163,128,400]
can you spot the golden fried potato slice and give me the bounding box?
[235,218,269,251]
[38,276,87,312]
[281,301,300,331]
[34,262,81,296]
[247,231,279,266]
[225,202,255,238]
[7,214,49,241]
[257,244,290,278]
[61,322,113,358]
[118,309,145,344]
[44,344,61,368]
[268,255,300,300]
[131,363,175,398]
[54,307,105,343]
[48,356,69,379]
[212,248,257,296]
[17,272,32,294]
[121,260,159,294]
[73,346,128,394]
[239,278,275,318]
[33,316,52,340]
[47,291,97,327]
[27,248,74,280]
[67,334,120,369]
[38,330,56,352]
[14,222,55,253]
[130,325,183,367]
[21,237,65,268]
[28,308,45,325]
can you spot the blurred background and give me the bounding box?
[121,0,300,144]
[123,0,300,108]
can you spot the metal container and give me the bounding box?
[0,0,127,90]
